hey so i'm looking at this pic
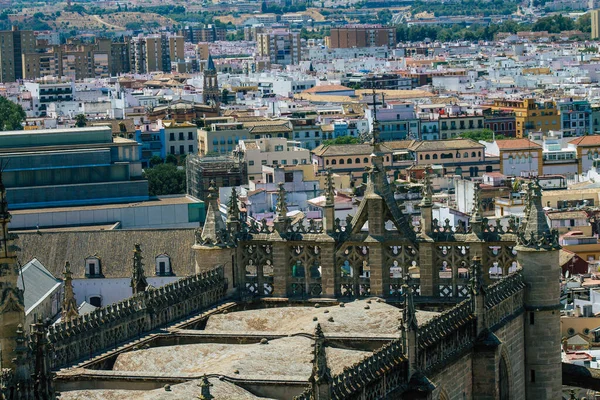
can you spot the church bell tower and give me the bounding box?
[203,54,220,107]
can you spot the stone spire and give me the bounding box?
[131,244,148,295]
[419,169,433,208]
[31,318,55,399]
[61,262,78,322]
[310,323,332,399]
[469,182,484,234]
[274,182,291,233]
[517,178,559,250]
[324,168,335,207]
[468,255,484,297]
[196,181,228,246]
[197,375,213,400]
[348,90,416,240]
[402,283,418,332]
[0,165,25,369]
[226,187,241,236]
[323,169,336,233]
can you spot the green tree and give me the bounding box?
[149,155,163,167]
[322,136,360,146]
[576,12,591,33]
[459,129,505,142]
[143,163,186,196]
[165,154,178,165]
[0,97,25,131]
[221,89,229,105]
[75,114,87,127]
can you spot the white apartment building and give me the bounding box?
[238,137,311,181]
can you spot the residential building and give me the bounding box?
[180,25,226,43]
[490,99,559,138]
[290,116,323,150]
[482,108,516,138]
[312,143,394,182]
[592,9,600,39]
[557,99,593,137]
[366,102,419,141]
[238,137,311,181]
[409,138,493,178]
[198,122,250,156]
[483,139,543,177]
[529,130,578,179]
[158,120,198,157]
[0,126,148,209]
[329,25,396,49]
[568,135,600,174]
[24,80,75,118]
[168,35,185,63]
[257,29,301,66]
[130,34,171,74]
[0,26,35,82]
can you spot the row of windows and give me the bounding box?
[169,132,194,141]
[170,145,195,155]
[248,159,308,166]
[508,155,533,164]
[326,156,390,166]
[419,151,482,161]
[85,255,173,277]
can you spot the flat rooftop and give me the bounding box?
[10,195,201,215]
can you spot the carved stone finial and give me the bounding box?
[469,182,484,234]
[197,375,213,400]
[131,243,148,295]
[419,169,433,207]
[311,323,332,386]
[402,284,418,332]
[62,261,79,322]
[469,255,484,296]
[275,182,288,220]
[324,168,335,207]
[517,177,560,250]
[227,187,240,221]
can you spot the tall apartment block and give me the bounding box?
[130,34,171,74]
[592,9,600,40]
[180,25,226,43]
[257,29,301,66]
[329,25,396,49]
[0,27,36,83]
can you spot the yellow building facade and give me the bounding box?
[491,99,559,138]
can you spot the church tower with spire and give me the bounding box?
[0,167,25,368]
[203,54,220,107]
[516,178,561,399]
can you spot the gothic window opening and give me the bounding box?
[338,245,370,298]
[436,245,470,297]
[499,356,510,400]
[241,244,274,297]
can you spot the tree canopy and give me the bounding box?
[143,163,186,196]
[0,97,25,131]
[322,136,361,146]
[459,129,505,142]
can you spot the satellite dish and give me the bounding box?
[565,270,570,279]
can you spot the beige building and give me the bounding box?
[238,137,311,181]
[257,29,301,66]
[169,36,185,62]
[198,122,250,156]
[130,34,171,73]
[0,26,36,82]
[592,9,600,40]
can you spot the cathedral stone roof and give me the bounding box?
[60,377,273,400]
[15,229,196,279]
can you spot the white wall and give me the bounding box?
[72,276,180,308]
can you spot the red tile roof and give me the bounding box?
[303,84,353,94]
[496,139,541,150]
[569,135,600,146]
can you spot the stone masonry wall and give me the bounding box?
[494,314,526,399]
[430,353,473,399]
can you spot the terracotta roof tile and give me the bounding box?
[496,139,541,150]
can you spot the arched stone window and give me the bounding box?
[425,154,430,160]
[347,158,352,164]
[339,159,345,165]
[363,157,369,163]
[471,151,476,157]
[433,154,438,160]
[85,255,102,278]
[331,159,337,165]
[355,157,360,163]
[88,295,102,307]
[155,254,172,276]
